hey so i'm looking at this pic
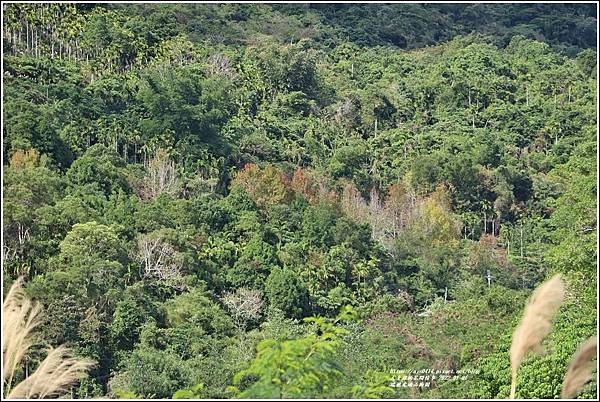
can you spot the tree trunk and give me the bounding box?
[483,211,487,233]
[26,20,30,54]
[520,225,524,257]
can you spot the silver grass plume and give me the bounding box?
[2,277,95,399]
[561,336,597,399]
[509,274,565,399]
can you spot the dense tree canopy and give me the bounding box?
[2,3,597,399]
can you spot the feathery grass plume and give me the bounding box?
[2,277,95,399]
[7,346,96,399]
[2,276,43,396]
[561,336,597,399]
[509,274,565,399]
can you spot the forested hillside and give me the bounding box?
[2,3,597,399]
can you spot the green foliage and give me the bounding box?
[265,267,310,319]
[301,201,341,248]
[227,234,278,289]
[231,308,354,398]
[163,289,235,337]
[172,383,205,399]
[350,370,396,399]
[113,390,141,399]
[2,3,596,399]
[66,144,129,197]
[31,221,127,308]
[3,151,65,275]
[109,345,194,398]
[110,283,158,350]
[545,142,596,274]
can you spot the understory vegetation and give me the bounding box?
[2,3,597,399]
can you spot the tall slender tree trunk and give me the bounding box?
[483,211,487,233]
[26,20,30,54]
[520,225,524,257]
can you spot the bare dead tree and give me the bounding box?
[221,288,264,331]
[141,149,180,200]
[135,233,186,291]
[340,182,369,224]
[2,220,31,263]
[206,54,237,79]
[368,187,391,244]
[334,97,358,126]
[340,181,428,254]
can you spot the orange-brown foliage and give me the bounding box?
[231,164,292,206]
